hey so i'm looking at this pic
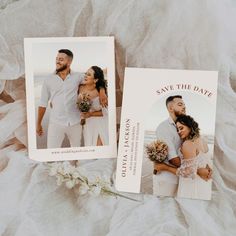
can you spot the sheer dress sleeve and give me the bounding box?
[176,158,198,179]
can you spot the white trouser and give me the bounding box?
[153,172,178,197]
[47,122,82,148]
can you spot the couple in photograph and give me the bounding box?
[153,95,213,199]
[36,49,108,148]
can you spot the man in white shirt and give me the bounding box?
[153,95,212,196]
[36,49,107,148]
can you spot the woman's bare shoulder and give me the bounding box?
[182,139,195,147]
[181,140,197,159]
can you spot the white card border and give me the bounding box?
[24,37,117,162]
[116,67,218,196]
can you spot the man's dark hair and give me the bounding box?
[58,49,73,59]
[166,95,182,107]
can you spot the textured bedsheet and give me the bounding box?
[0,1,236,235]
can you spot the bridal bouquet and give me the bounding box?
[145,140,168,175]
[47,161,139,201]
[77,93,92,125]
[145,140,168,163]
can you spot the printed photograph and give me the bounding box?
[141,92,214,200]
[116,68,218,200]
[24,37,117,161]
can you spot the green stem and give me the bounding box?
[57,171,86,183]
[102,188,142,202]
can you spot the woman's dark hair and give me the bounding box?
[91,66,107,94]
[175,115,200,140]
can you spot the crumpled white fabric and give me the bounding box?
[1,0,236,235]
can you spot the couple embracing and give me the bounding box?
[37,49,108,148]
[154,95,213,199]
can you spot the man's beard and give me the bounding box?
[56,64,68,73]
[174,110,185,117]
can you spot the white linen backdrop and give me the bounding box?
[0,0,236,235]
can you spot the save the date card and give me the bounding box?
[116,68,218,200]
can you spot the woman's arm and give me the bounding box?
[154,162,178,175]
[81,110,103,118]
[176,141,198,178]
[98,88,108,107]
[155,141,198,178]
[155,160,197,178]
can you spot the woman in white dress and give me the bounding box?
[78,66,108,146]
[156,115,212,200]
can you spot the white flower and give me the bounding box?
[76,166,87,177]
[65,179,76,189]
[62,161,76,174]
[56,175,64,186]
[72,171,82,179]
[88,174,100,183]
[57,165,64,174]
[78,183,90,195]
[89,185,102,197]
[49,166,58,176]
[101,174,110,183]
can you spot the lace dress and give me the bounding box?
[176,151,212,200]
[82,96,108,146]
